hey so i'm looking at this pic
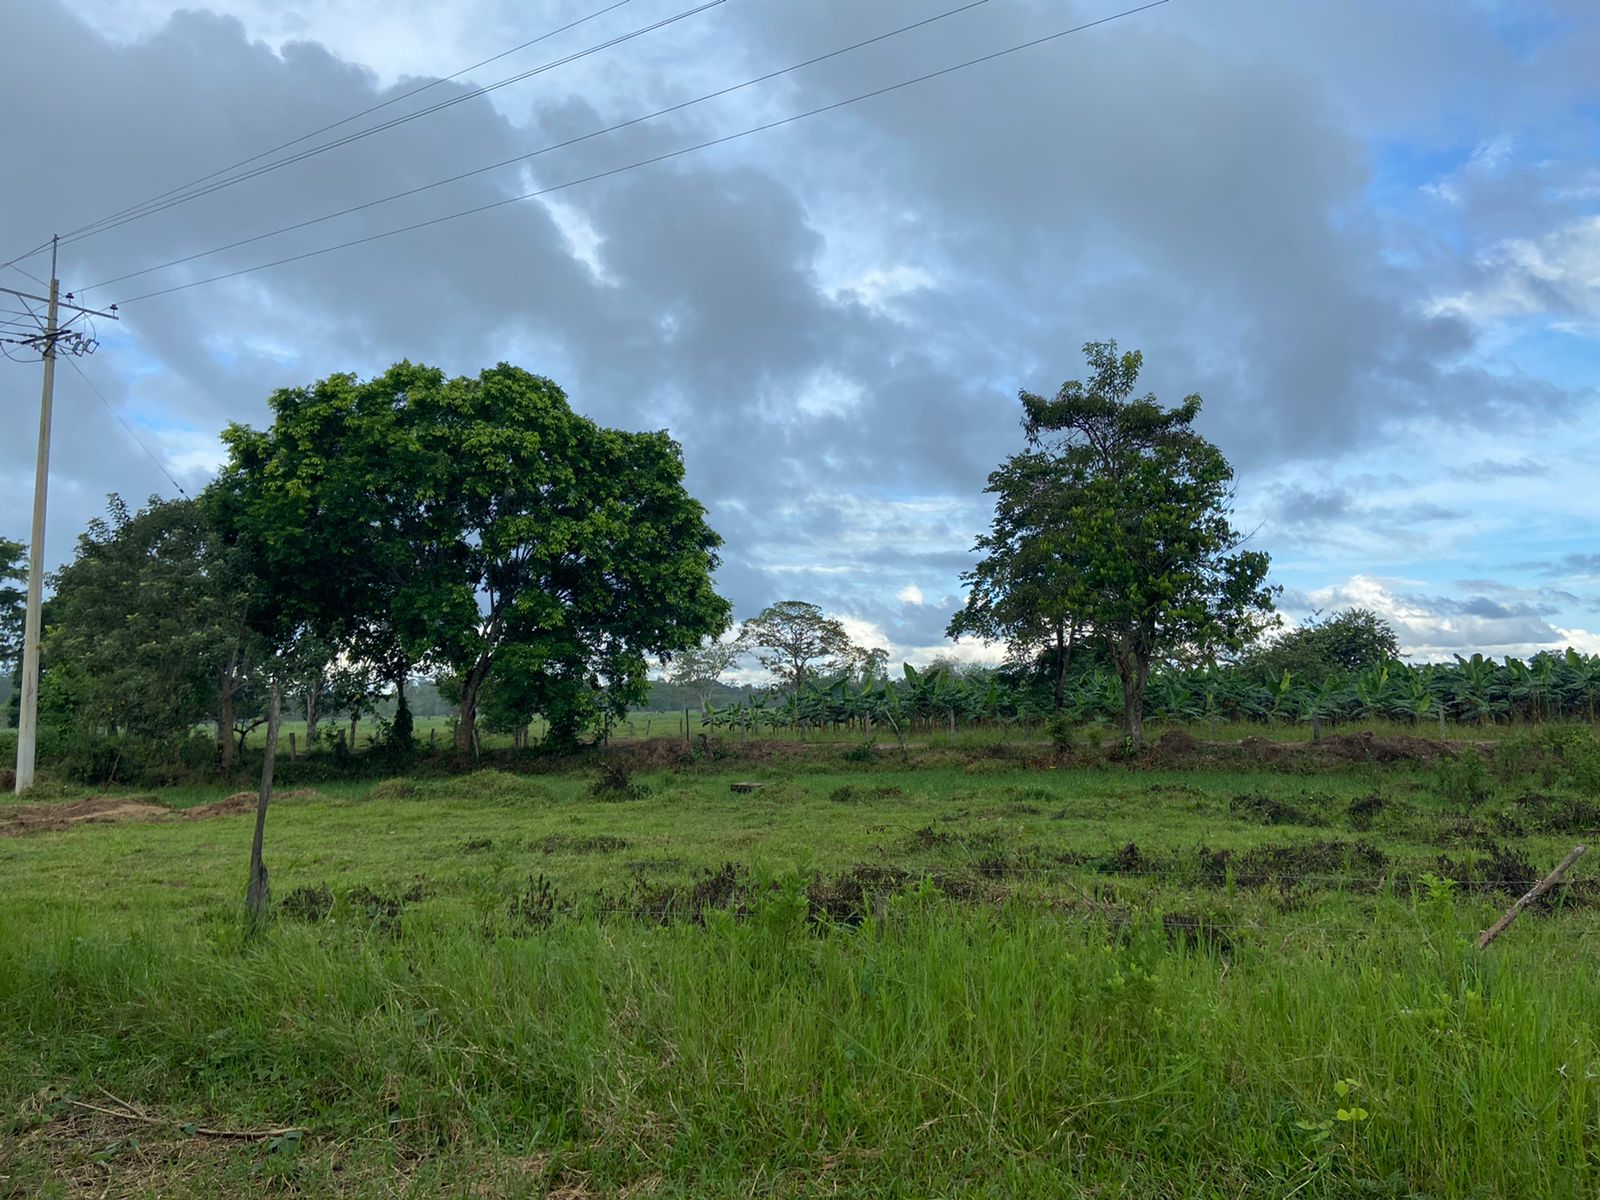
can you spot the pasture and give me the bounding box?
[4,728,1600,1197]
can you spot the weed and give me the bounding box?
[1434,750,1494,808]
[367,777,416,802]
[507,874,563,931]
[278,883,334,923]
[1046,713,1076,753]
[344,883,425,935]
[536,833,630,855]
[1229,791,1328,827]
[829,783,903,804]
[590,762,650,801]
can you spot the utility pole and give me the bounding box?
[2,236,118,793]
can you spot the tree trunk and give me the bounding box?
[218,662,237,773]
[305,677,321,748]
[1052,621,1067,713]
[1116,643,1150,751]
[245,682,281,936]
[456,657,492,756]
[392,676,413,748]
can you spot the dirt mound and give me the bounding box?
[1308,733,1458,764]
[1157,729,1200,754]
[1149,731,1468,769]
[182,788,316,819]
[0,794,169,835]
[1,787,318,835]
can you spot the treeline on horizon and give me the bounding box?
[1,344,1594,789]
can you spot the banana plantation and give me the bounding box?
[700,649,1600,737]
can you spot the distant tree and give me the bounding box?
[216,362,729,755]
[42,495,259,766]
[323,660,384,750]
[1,538,22,730]
[966,341,1278,748]
[1245,608,1400,682]
[743,601,853,695]
[0,537,24,675]
[666,627,747,711]
[1304,608,1400,672]
[851,644,891,687]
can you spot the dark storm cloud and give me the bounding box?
[3,0,1598,656]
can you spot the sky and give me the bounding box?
[2,0,1598,669]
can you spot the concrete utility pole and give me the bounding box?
[2,236,119,793]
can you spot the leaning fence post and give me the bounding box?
[1478,844,1587,950]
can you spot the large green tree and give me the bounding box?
[217,362,729,753]
[42,495,259,766]
[963,341,1277,748]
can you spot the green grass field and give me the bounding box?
[4,731,1600,1197]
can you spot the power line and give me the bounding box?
[4,261,49,288]
[114,0,1172,307]
[87,0,998,294]
[46,0,644,250]
[62,356,189,497]
[47,0,729,254]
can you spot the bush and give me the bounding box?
[46,729,218,787]
[1045,714,1075,753]
[1494,726,1600,792]
[591,761,650,801]
[1434,749,1493,808]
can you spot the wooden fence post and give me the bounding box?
[1478,844,1588,950]
[288,731,297,763]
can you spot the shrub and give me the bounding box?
[46,729,217,787]
[1045,714,1075,753]
[1434,749,1493,808]
[1494,726,1600,791]
[591,762,650,801]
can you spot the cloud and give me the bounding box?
[1,0,1598,671]
[1294,574,1590,661]
[897,584,924,605]
[1432,215,1600,329]
[1519,554,1600,580]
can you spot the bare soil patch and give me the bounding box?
[0,795,169,836]
[0,789,317,836]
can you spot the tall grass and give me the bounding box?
[4,887,1598,1197]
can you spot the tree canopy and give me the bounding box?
[742,601,853,695]
[959,341,1278,747]
[0,538,23,676]
[666,628,747,711]
[215,361,730,752]
[41,495,258,765]
[1244,607,1401,683]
